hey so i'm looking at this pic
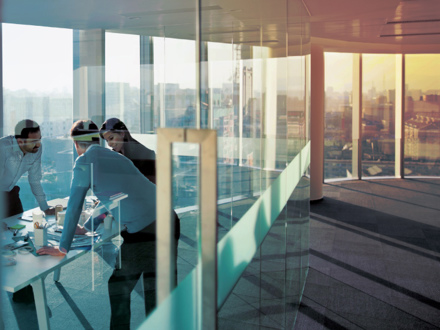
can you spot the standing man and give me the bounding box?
[37,120,180,329]
[0,119,55,218]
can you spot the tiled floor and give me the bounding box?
[295,178,440,330]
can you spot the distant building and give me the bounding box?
[405,113,440,160]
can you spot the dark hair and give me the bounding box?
[15,119,40,139]
[99,118,132,141]
[70,120,100,148]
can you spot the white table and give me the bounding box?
[1,195,126,330]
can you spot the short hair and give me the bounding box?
[15,120,40,139]
[99,118,128,139]
[70,120,100,149]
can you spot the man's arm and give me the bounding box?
[27,146,50,211]
[37,160,91,256]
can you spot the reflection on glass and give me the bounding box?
[404,55,440,176]
[362,55,396,177]
[2,23,74,210]
[324,53,353,180]
[105,32,141,133]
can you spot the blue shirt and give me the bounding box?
[0,135,49,211]
[59,144,157,252]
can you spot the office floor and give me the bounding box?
[295,178,440,330]
[3,178,439,329]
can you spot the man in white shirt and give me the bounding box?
[0,119,55,218]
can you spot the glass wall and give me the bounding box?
[324,53,353,180]
[1,0,311,328]
[404,54,440,176]
[362,54,396,178]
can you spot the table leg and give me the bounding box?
[53,269,61,282]
[31,277,51,330]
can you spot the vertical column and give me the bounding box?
[310,44,324,201]
[264,52,278,171]
[395,54,405,178]
[73,30,105,126]
[140,36,154,133]
[352,54,362,179]
[195,0,202,129]
[200,41,209,129]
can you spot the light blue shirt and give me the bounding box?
[59,144,157,252]
[0,135,49,211]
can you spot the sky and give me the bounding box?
[325,52,440,93]
[3,23,439,95]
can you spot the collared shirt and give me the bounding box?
[0,135,49,211]
[59,144,156,252]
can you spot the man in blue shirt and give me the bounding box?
[0,119,55,218]
[38,120,179,329]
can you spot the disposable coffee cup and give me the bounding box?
[57,211,66,226]
[32,210,46,227]
[34,227,48,246]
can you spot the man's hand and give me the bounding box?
[37,246,66,256]
[44,207,56,216]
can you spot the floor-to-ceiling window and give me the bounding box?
[2,23,74,210]
[362,54,396,178]
[404,54,440,176]
[324,52,353,180]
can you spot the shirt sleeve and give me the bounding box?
[27,146,49,211]
[59,159,91,253]
[0,141,6,186]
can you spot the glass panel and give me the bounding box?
[2,23,74,210]
[362,54,396,177]
[105,32,141,133]
[324,52,353,180]
[404,54,440,176]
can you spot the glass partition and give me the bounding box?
[404,54,440,176]
[1,0,311,327]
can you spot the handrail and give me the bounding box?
[139,141,310,329]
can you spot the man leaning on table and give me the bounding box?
[37,120,180,329]
[0,119,55,303]
[0,119,56,218]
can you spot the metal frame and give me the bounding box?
[156,128,218,329]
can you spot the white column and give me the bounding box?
[310,44,324,201]
[140,36,154,133]
[73,29,105,126]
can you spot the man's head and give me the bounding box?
[70,120,100,155]
[15,119,41,154]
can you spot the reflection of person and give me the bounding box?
[100,118,156,183]
[0,119,55,218]
[37,120,179,329]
